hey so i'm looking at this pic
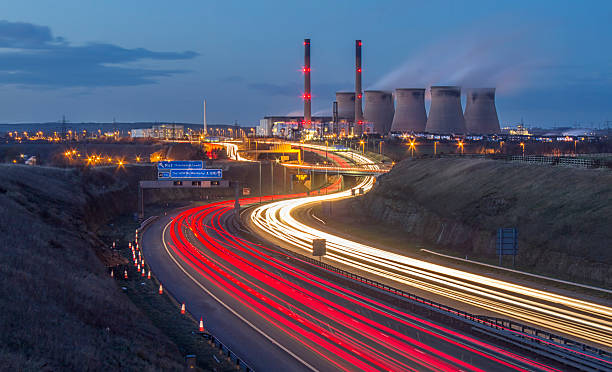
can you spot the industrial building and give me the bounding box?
[130,124,184,139]
[257,116,332,138]
[258,38,506,138]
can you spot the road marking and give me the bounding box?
[160,218,319,372]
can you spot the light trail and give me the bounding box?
[248,145,612,352]
[162,200,556,371]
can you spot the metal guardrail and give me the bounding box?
[203,333,255,372]
[280,249,611,370]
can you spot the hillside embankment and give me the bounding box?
[0,143,316,369]
[358,158,612,286]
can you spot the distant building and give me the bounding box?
[257,116,333,138]
[130,124,184,139]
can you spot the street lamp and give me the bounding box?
[408,139,416,158]
[359,140,365,154]
[457,140,464,156]
[520,142,525,157]
[434,141,438,156]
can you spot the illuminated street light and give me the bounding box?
[408,139,416,158]
[457,140,464,156]
[520,142,525,157]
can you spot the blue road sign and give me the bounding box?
[158,168,222,180]
[496,228,518,256]
[157,160,203,170]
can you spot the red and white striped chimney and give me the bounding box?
[355,40,364,136]
[303,38,311,130]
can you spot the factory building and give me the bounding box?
[257,116,332,138]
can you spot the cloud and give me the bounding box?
[368,20,553,96]
[0,20,198,88]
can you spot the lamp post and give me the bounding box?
[457,140,464,156]
[408,139,416,158]
[259,160,262,204]
[434,141,438,156]
[520,142,525,158]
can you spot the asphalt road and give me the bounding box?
[142,200,562,372]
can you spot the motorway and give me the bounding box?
[143,196,566,371]
[139,145,585,371]
[245,145,612,359]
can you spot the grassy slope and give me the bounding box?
[0,164,185,370]
[361,158,612,285]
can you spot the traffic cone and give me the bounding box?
[124,270,128,279]
[199,317,204,332]
[181,303,185,314]
[141,268,145,277]
[159,284,163,294]
[137,263,140,271]
[112,241,116,249]
[110,269,114,278]
[147,270,151,279]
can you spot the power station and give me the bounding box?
[391,88,427,133]
[257,38,502,138]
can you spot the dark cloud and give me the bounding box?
[0,20,198,87]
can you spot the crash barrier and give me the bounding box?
[282,249,611,371]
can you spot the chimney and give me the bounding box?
[391,89,427,133]
[202,99,207,135]
[425,86,466,134]
[464,88,500,134]
[355,40,363,136]
[303,38,311,130]
[364,90,394,135]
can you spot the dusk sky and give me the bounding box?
[1,0,611,128]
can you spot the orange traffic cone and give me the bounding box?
[137,263,140,271]
[159,284,163,294]
[141,268,145,277]
[110,269,114,278]
[112,241,115,249]
[147,270,151,279]
[124,270,128,279]
[199,317,204,332]
[180,303,185,314]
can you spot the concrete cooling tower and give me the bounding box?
[464,88,500,134]
[425,86,466,134]
[391,88,427,132]
[364,90,394,135]
[336,92,355,122]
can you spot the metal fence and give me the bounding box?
[432,153,612,169]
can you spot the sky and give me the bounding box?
[0,0,611,128]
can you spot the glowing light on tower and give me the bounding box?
[303,38,311,130]
[355,40,364,136]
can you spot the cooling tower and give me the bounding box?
[303,38,311,130]
[336,92,355,121]
[464,88,500,134]
[425,86,466,134]
[391,88,427,132]
[355,40,364,135]
[364,90,394,135]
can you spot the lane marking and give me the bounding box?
[160,217,319,372]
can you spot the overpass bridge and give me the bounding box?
[282,163,391,176]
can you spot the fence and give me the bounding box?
[430,153,611,169]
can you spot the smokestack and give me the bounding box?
[364,90,394,135]
[391,88,427,133]
[464,88,500,134]
[303,38,311,130]
[425,86,466,134]
[355,40,363,136]
[336,92,355,121]
[202,99,207,135]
